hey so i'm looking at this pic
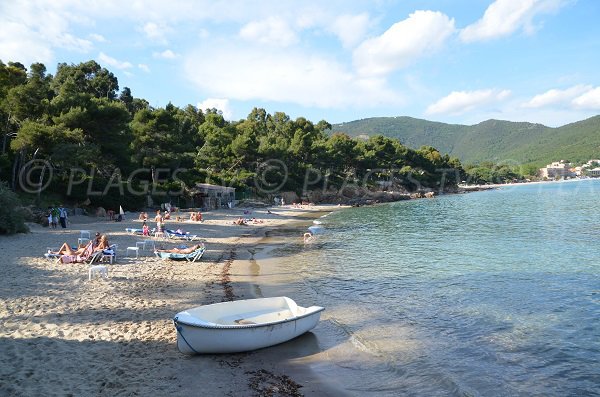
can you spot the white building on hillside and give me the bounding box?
[540,160,575,179]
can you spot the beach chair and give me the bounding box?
[154,245,205,262]
[44,251,61,260]
[100,244,118,264]
[165,229,199,241]
[126,227,155,236]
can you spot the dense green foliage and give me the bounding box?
[463,162,523,185]
[0,182,28,234]
[332,116,600,169]
[0,60,464,209]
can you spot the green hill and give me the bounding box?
[332,115,600,166]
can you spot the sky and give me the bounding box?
[1,0,599,127]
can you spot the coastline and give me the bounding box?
[0,204,349,396]
[459,177,593,190]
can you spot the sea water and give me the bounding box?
[258,180,600,396]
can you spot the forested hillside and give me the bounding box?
[0,60,463,210]
[333,116,600,166]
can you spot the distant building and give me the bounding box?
[540,160,575,179]
[578,160,600,176]
[190,183,236,210]
[588,168,600,177]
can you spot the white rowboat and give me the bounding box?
[173,297,324,354]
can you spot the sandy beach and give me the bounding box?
[0,205,345,396]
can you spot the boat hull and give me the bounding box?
[173,297,324,354]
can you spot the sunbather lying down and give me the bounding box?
[50,241,89,256]
[155,244,203,254]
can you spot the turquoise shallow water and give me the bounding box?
[266,180,600,396]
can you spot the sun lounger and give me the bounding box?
[125,227,155,236]
[165,229,199,241]
[154,246,205,262]
[44,252,61,259]
[100,244,118,264]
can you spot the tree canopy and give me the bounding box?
[0,59,465,209]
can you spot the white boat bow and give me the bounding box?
[173,296,324,354]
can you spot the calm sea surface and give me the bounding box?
[260,180,600,396]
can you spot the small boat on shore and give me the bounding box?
[172,297,325,354]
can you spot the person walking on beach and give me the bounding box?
[58,205,68,228]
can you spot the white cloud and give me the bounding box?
[98,52,133,69]
[353,10,455,77]
[138,63,150,72]
[460,0,569,42]
[572,87,600,110]
[142,21,170,44]
[330,13,371,48]
[153,49,179,59]
[522,85,592,108]
[184,47,401,109]
[426,89,511,115]
[0,21,54,65]
[0,2,93,66]
[0,1,97,65]
[89,33,106,42]
[197,98,233,120]
[239,17,298,47]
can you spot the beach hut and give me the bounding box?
[189,183,236,210]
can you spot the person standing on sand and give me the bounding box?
[51,206,59,229]
[58,205,68,228]
[154,209,164,233]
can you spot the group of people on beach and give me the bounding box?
[47,205,68,229]
[232,217,264,226]
[50,232,111,263]
[140,210,202,224]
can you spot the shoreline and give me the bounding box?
[226,207,347,396]
[459,176,594,190]
[0,204,349,396]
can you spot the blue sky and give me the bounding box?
[1,0,599,127]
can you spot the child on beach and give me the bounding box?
[142,221,150,236]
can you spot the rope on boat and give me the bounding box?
[173,317,200,354]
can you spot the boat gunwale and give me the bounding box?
[173,306,325,329]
